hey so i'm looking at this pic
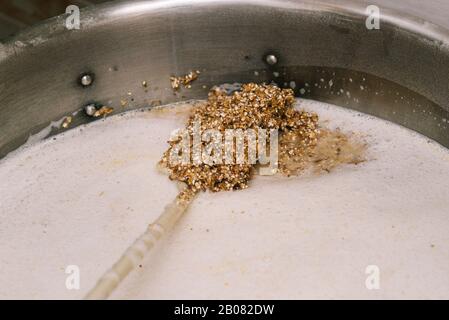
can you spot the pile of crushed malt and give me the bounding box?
[160,83,366,199]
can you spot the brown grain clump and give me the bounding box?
[159,83,321,196]
[93,106,114,118]
[170,71,201,90]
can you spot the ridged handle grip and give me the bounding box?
[85,195,190,300]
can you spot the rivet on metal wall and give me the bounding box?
[84,103,97,116]
[265,54,278,66]
[79,73,94,87]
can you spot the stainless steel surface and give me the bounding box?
[0,0,109,40]
[0,0,449,158]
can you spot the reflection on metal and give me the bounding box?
[1,0,449,158]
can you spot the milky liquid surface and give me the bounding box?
[1,99,449,299]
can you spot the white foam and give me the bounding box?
[1,99,449,299]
